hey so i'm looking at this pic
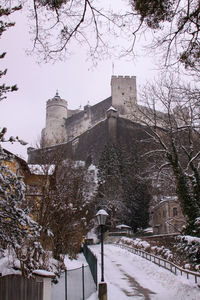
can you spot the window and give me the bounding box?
[174,224,179,231]
[173,207,178,217]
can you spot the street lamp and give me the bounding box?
[96,209,108,282]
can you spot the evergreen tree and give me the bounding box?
[97,144,125,228]
[97,143,151,231]
[119,146,151,231]
[0,4,20,101]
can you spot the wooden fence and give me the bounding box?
[114,243,200,285]
[0,274,43,300]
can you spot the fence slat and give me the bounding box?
[0,274,43,300]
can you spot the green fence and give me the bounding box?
[83,244,97,288]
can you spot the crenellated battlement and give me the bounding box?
[47,98,68,108]
[111,75,136,79]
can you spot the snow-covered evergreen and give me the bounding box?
[0,147,45,276]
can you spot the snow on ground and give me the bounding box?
[90,244,200,300]
[0,250,21,276]
[2,244,199,299]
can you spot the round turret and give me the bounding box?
[42,91,68,147]
[46,91,68,127]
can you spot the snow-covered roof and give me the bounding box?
[33,269,56,278]
[28,164,55,175]
[107,106,117,112]
[116,224,132,229]
[154,196,178,208]
[143,227,153,233]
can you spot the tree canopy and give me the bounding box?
[131,0,200,71]
[4,0,197,71]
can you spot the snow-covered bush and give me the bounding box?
[119,235,200,272]
[118,237,174,261]
[175,235,200,267]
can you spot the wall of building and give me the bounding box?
[152,199,186,234]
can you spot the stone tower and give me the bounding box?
[41,92,68,147]
[111,76,137,115]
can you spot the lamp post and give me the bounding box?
[96,209,108,282]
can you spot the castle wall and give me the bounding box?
[28,115,152,166]
[68,108,82,118]
[64,97,112,141]
[28,118,110,165]
[90,97,112,123]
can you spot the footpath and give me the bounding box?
[90,244,200,300]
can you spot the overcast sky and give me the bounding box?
[1,2,159,160]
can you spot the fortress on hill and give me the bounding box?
[41,75,137,148]
[27,75,175,164]
[27,75,187,235]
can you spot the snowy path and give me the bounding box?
[90,244,200,300]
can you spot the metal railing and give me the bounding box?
[113,243,200,285]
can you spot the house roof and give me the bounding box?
[2,148,30,175]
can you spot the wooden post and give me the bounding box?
[33,270,55,300]
[98,282,107,300]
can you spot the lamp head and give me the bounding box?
[96,209,108,226]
